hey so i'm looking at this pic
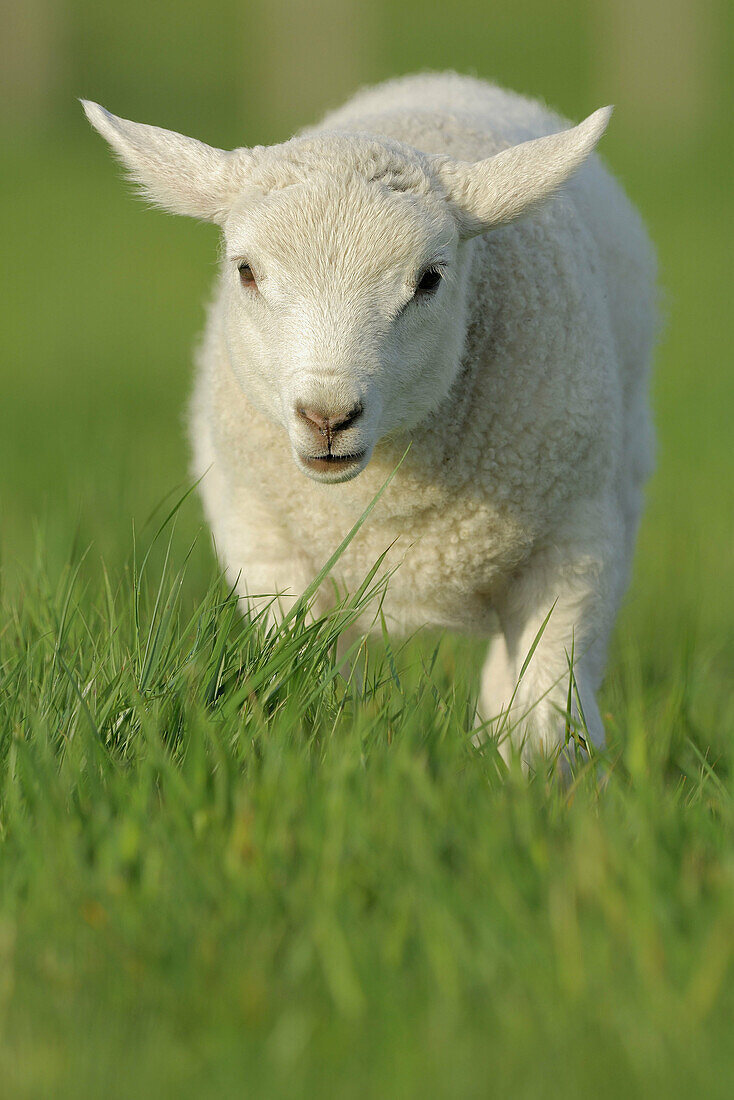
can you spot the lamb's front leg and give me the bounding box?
[478,499,623,768]
[210,501,314,631]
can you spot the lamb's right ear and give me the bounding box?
[81,101,251,223]
[434,106,612,238]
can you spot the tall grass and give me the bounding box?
[1,484,733,1098]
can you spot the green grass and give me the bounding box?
[2,41,734,1097]
[1,504,733,1100]
[2,421,733,1096]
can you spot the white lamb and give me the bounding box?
[83,72,657,764]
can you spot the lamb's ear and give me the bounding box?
[434,106,612,238]
[81,100,250,223]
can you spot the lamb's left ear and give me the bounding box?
[433,106,612,238]
[82,101,251,223]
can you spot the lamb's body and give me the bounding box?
[188,74,655,759]
[84,73,656,763]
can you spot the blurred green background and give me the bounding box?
[1,0,732,644]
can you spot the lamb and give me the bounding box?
[83,72,657,765]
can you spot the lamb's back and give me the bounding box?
[312,72,567,161]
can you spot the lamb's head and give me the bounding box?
[83,100,611,483]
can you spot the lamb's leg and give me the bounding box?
[475,633,516,757]
[231,560,307,630]
[212,522,313,633]
[478,498,622,768]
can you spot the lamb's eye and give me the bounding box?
[238,263,257,289]
[416,267,443,295]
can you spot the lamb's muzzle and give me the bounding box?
[292,401,371,481]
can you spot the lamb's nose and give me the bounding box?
[297,403,363,437]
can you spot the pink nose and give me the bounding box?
[297,404,362,438]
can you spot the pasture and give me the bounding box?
[1,2,733,1095]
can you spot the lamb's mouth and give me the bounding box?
[298,449,368,481]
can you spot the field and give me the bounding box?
[2,3,734,1096]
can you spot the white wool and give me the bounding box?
[85,73,657,764]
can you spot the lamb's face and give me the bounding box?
[220,163,469,483]
[83,101,612,484]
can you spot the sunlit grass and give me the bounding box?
[1,485,733,1097]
